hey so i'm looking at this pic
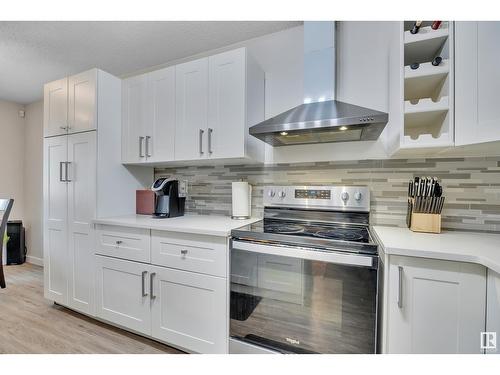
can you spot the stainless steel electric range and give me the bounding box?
[229,185,380,354]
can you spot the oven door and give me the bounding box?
[230,239,379,354]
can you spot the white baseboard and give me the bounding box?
[26,255,43,267]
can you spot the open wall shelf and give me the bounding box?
[401,21,454,149]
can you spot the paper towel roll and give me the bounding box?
[232,181,252,219]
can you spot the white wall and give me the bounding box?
[23,100,44,264]
[0,100,25,220]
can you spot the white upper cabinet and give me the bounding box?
[121,47,265,165]
[384,255,486,354]
[68,69,97,134]
[208,48,246,159]
[455,21,500,146]
[149,66,176,162]
[122,74,150,163]
[44,77,68,137]
[175,58,209,161]
[44,69,98,138]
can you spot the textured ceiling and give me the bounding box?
[0,21,302,104]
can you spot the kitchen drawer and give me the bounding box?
[95,224,151,263]
[151,230,227,277]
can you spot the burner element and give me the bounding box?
[265,224,305,234]
[313,228,365,242]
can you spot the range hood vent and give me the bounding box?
[250,22,388,147]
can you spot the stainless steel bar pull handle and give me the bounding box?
[59,162,64,182]
[150,272,156,300]
[145,136,152,157]
[199,129,204,154]
[65,162,72,182]
[397,266,403,308]
[208,128,213,154]
[141,271,148,297]
[139,136,145,158]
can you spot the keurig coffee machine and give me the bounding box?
[151,178,187,218]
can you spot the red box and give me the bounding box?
[136,190,155,215]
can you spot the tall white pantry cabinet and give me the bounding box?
[43,68,151,316]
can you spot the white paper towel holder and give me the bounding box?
[231,181,252,220]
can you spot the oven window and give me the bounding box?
[230,249,378,354]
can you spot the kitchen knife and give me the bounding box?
[431,177,437,196]
[427,177,432,197]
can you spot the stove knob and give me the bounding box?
[341,192,349,202]
[268,190,276,198]
[354,192,362,201]
[278,191,286,198]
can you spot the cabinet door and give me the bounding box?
[175,58,208,161]
[386,256,486,353]
[44,78,68,137]
[122,74,149,163]
[68,69,97,134]
[148,67,176,162]
[151,266,227,353]
[43,136,68,304]
[95,255,152,335]
[208,48,246,159]
[486,269,500,354]
[67,132,96,315]
[455,22,500,145]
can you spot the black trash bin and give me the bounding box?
[6,220,26,265]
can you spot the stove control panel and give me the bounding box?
[264,185,370,212]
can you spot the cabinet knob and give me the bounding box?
[115,240,123,246]
[181,249,188,255]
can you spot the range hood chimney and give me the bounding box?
[249,21,388,147]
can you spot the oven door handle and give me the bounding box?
[231,240,376,268]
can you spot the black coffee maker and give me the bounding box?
[151,178,187,218]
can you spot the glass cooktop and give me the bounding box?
[235,219,371,244]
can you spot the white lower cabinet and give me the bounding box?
[486,269,500,354]
[385,255,486,353]
[94,227,229,353]
[95,255,152,335]
[150,266,227,353]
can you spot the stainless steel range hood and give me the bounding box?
[249,22,388,147]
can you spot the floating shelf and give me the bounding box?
[404,26,449,65]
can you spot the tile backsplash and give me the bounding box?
[155,157,500,233]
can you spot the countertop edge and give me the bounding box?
[372,226,500,274]
[92,216,260,237]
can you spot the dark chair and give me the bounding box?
[0,199,14,289]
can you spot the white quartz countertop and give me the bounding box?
[93,214,260,237]
[372,226,500,274]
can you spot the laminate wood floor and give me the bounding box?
[0,263,183,354]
